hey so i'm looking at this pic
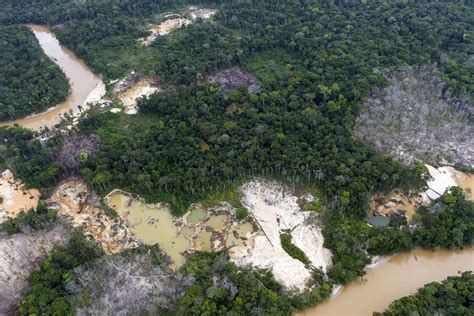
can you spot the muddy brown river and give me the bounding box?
[301,248,473,315]
[0,25,101,130]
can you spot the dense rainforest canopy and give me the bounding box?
[0,25,69,121]
[0,0,473,314]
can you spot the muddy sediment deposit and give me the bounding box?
[0,225,70,315]
[369,164,473,222]
[49,180,138,254]
[107,181,330,290]
[370,190,422,221]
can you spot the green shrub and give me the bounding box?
[280,233,310,265]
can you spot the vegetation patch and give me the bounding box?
[0,203,57,235]
[375,272,474,315]
[280,233,310,265]
[244,49,301,86]
[19,230,104,315]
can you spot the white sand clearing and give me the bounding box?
[232,180,332,291]
[422,164,473,202]
[118,79,160,115]
[139,19,192,45]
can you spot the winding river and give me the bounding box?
[301,249,474,315]
[0,24,103,130]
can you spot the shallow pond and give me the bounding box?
[187,208,207,224]
[226,222,253,248]
[108,192,189,267]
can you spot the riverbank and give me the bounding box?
[0,25,104,130]
[300,248,474,315]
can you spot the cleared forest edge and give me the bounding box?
[355,66,473,168]
[0,225,70,315]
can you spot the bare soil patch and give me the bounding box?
[0,170,40,223]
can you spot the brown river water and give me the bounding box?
[0,24,100,130]
[301,249,474,315]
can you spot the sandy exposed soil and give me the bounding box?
[0,225,70,315]
[422,165,474,202]
[138,7,216,46]
[83,81,106,108]
[369,164,473,221]
[0,170,40,223]
[232,181,332,291]
[118,79,161,114]
[370,190,422,221]
[48,180,138,254]
[139,18,192,45]
[187,7,217,20]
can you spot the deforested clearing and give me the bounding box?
[355,66,473,168]
[208,67,260,94]
[0,225,70,315]
[232,180,332,291]
[138,18,192,45]
[73,254,188,314]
